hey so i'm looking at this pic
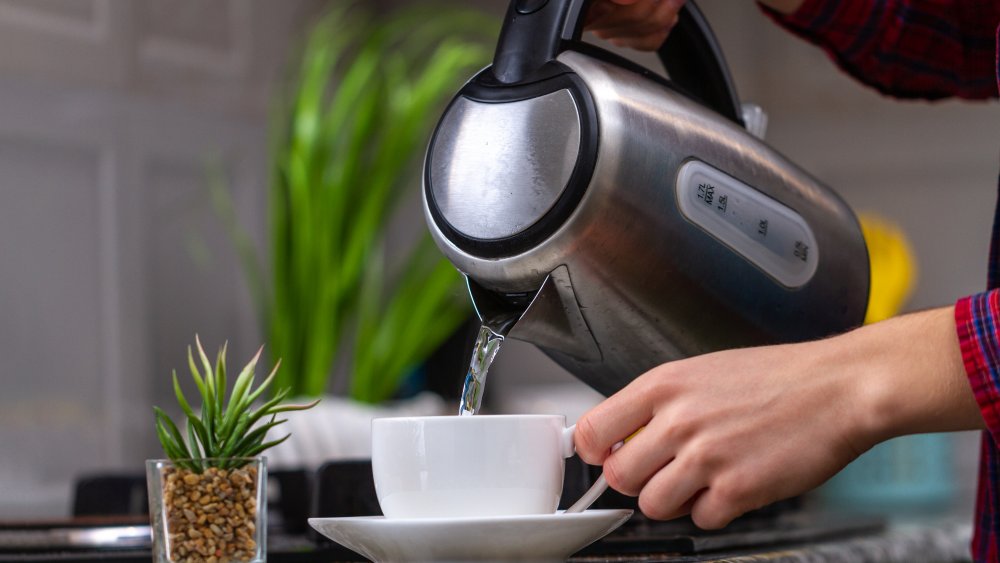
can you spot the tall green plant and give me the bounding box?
[256,4,494,401]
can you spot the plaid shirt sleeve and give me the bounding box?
[761,0,999,100]
[956,292,1000,562]
[957,293,1000,437]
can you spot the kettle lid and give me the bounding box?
[429,86,578,242]
[425,70,599,257]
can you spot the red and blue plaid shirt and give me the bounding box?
[766,0,1000,560]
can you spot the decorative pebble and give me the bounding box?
[160,464,259,562]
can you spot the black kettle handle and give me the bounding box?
[491,0,743,126]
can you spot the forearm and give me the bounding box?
[839,306,984,447]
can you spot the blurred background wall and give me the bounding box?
[0,0,328,516]
[0,0,996,518]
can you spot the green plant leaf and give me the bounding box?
[194,335,216,399]
[218,411,252,458]
[186,420,204,464]
[186,345,213,435]
[219,346,262,439]
[185,346,208,400]
[156,337,318,468]
[242,389,291,429]
[227,418,286,458]
[172,371,196,418]
[154,417,181,456]
[172,371,215,456]
[155,407,192,460]
[243,436,292,458]
[263,398,321,415]
[237,359,281,414]
[211,3,493,399]
[215,341,228,427]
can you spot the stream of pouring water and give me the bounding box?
[458,325,506,416]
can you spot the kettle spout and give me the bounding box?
[467,265,602,363]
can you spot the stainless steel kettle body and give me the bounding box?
[423,0,870,397]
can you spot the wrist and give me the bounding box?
[803,325,889,457]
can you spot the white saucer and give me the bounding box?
[309,509,633,562]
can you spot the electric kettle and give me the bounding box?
[423,0,870,397]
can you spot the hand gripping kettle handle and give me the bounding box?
[491,0,744,126]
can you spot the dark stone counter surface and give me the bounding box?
[571,521,972,563]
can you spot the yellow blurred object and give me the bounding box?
[859,213,916,324]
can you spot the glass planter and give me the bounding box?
[146,457,267,563]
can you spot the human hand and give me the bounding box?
[583,0,685,51]
[574,306,980,529]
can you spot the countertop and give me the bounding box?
[572,521,972,562]
[0,519,972,562]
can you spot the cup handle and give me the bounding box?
[560,424,618,514]
[560,424,578,458]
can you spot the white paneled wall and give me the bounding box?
[0,0,321,517]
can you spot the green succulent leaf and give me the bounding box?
[237,360,281,414]
[186,346,213,434]
[195,336,214,395]
[172,371,196,418]
[215,341,228,426]
[219,412,253,458]
[154,338,318,471]
[243,436,292,458]
[155,407,192,459]
[220,346,262,435]
[185,420,205,471]
[267,398,322,415]
[229,418,287,458]
[184,409,214,456]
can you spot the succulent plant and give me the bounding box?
[154,335,319,471]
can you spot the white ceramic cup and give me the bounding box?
[371,414,602,519]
